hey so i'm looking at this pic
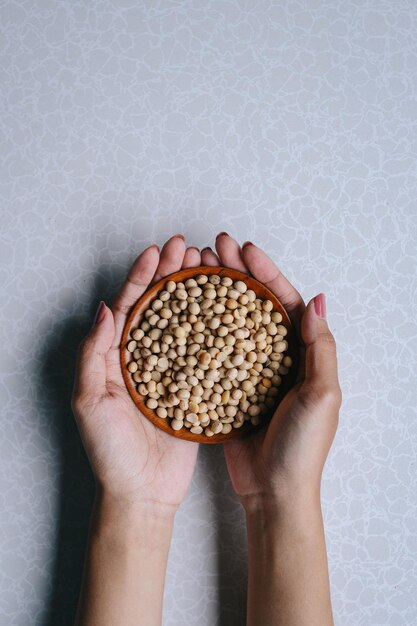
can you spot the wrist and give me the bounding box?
[94,487,177,531]
[244,491,325,559]
[241,486,322,520]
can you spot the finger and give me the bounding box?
[201,247,220,266]
[111,245,160,348]
[151,234,186,284]
[72,302,115,410]
[215,232,248,273]
[301,294,342,400]
[182,246,201,269]
[241,241,305,335]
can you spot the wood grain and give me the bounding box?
[120,266,299,444]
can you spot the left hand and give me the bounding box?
[202,234,342,507]
[71,235,201,513]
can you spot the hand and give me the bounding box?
[202,234,342,506]
[71,235,201,513]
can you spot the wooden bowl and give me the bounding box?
[120,266,299,444]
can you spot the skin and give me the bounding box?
[72,233,342,626]
[72,236,200,626]
[208,234,342,626]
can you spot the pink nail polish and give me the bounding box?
[93,300,106,326]
[314,293,326,319]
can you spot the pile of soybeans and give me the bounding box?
[125,273,293,437]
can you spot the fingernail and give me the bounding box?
[93,300,106,326]
[147,243,160,252]
[201,246,213,253]
[314,293,326,319]
[187,246,200,252]
[242,241,254,248]
[216,232,229,239]
[173,234,185,241]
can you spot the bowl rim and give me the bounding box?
[120,265,299,444]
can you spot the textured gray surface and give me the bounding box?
[1,1,417,625]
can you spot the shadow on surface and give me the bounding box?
[37,259,247,626]
[200,445,248,626]
[36,263,126,626]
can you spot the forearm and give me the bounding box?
[244,492,333,626]
[75,491,175,626]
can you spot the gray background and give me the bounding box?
[1,1,417,625]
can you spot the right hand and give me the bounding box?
[71,235,201,514]
[202,235,342,506]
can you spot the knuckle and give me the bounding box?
[317,332,337,350]
[321,385,343,409]
[77,336,100,365]
[79,335,94,354]
[302,382,342,410]
[334,384,343,406]
[113,299,133,316]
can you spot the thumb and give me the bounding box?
[72,301,115,409]
[301,294,341,400]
